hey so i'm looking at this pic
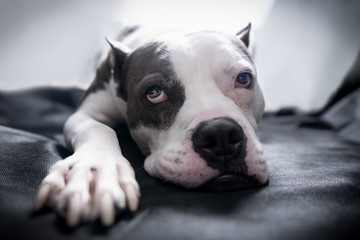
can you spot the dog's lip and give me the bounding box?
[199,174,260,192]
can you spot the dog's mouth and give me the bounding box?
[199,174,261,192]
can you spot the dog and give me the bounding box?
[33,23,268,227]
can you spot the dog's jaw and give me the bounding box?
[145,148,220,188]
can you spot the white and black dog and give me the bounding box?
[33,24,268,226]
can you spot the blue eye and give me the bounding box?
[146,86,162,99]
[146,85,168,103]
[235,72,252,88]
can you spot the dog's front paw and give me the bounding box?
[33,153,140,227]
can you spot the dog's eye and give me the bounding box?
[146,86,168,104]
[235,72,252,88]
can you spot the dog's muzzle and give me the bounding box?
[192,117,259,191]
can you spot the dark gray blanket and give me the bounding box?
[0,87,359,240]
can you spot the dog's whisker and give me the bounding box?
[135,166,145,172]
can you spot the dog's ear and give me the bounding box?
[105,37,131,100]
[105,36,130,70]
[236,23,251,48]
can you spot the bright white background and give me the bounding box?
[0,0,359,111]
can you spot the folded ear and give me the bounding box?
[105,36,131,69]
[236,23,251,48]
[105,37,131,101]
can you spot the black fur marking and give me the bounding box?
[123,41,185,130]
[80,28,138,105]
[236,23,251,48]
[78,56,113,106]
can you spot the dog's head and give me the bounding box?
[108,24,268,191]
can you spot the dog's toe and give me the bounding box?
[34,158,77,211]
[123,183,140,212]
[66,193,83,227]
[33,183,52,211]
[98,193,116,226]
[117,161,141,212]
[93,161,140,226]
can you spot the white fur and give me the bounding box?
[34,30,268,227]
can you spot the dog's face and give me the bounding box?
[110,26,268,191]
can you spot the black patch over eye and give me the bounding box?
[235,72,252,88]
[124,41,186,130]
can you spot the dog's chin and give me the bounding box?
[198,174,265,192]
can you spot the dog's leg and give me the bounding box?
[33,88,139,227]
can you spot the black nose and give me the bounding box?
[191,117,247,170]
